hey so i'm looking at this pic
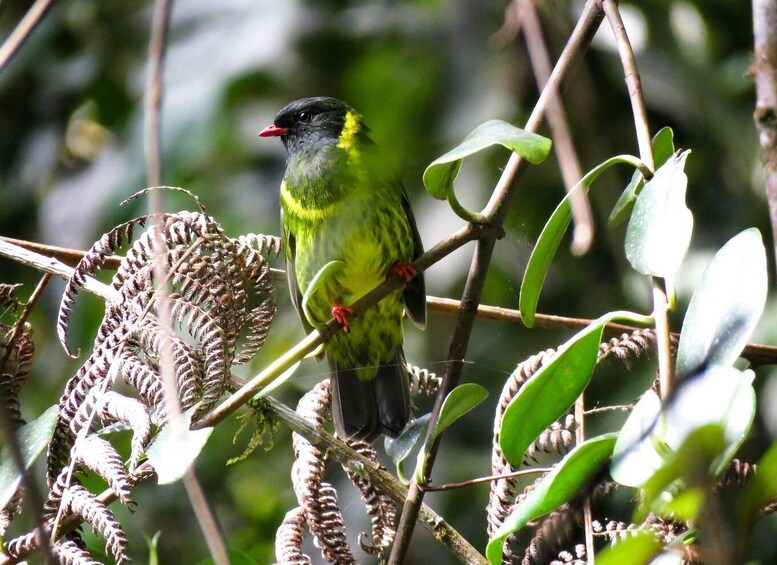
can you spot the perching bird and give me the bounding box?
[260,97,426,441]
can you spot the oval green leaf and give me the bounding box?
[608,126,675,228]
[0,404,58,509]
[675,228,767,379]
[625,150,693,278]
[385,413,431,484]
[500,311,651,468]
[610,389,665,488]
[520,155,643,327]
[486,433,618,564]
[423,120,551,222]
[415,383,488,482]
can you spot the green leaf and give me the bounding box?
[146,531,162,565]
[675,228,767,379]
[611,390,665,488]
[520,155,644,327]
[638,425,726,522]
[486,434,617,564]
[625,150,693,278]
[301,260,345,327]
[0,404,58,509]
[423,120,551,223]
[414,383,488,482]
[612,366,755,488]
[385,414,430,484]
[739,440,777,535]
[608,127,675,227]
[146,407,214,485]
[500,311,651,468]
[596,531,665,565]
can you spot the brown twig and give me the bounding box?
[419,467,553,493]
[515,0,594,255]
[752,0,777,268]
[602,0,673,403]
[388,2,607,561]
[0,0,57,74]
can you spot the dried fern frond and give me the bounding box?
[276,506,312,564]
[18,211,278,563]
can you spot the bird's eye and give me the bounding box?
[296,111,312,123]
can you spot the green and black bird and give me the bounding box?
[260,97,426,441]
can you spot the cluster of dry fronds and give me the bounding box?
[2,212,277,563]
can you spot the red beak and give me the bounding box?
[259,124,288,137]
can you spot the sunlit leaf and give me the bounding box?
[625,150,693,278]
[638,425,725,522]
[147,407,214,485]
[415,383,487,482]
[608,126,674,227]
[385,413,430,484]
[612,366,754,488]
[486,434,617,564]
[611,390,665,488]
[520,155,644,327]
[596,531,664,565]
[675,228,767,379]
[423,120,551,223]
[0,404,58,509]
[500,311,651,468]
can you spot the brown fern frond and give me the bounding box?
[0,283,22,314]
[275,506,312,565]
[74,435,134,507]
[62,484,128,563]
[717,458,756,487]
[343,440,397,554]
[525,414,575,464]
[406,363,441,396]
[53,538,103,565]
[236,233,283,259]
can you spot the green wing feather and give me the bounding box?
[400,189,426,329]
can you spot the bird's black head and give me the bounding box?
[259,97,366,154]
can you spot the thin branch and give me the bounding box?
[389,2,607,561]
[603,0,673,401]
[419,467,553,492]
[515,0,594,255]
[2,240,776,367]
[752,0,777,267]
[0,0,57,74]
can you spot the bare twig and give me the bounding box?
[419,467,552,492]
[603,0,673,401]
[0,0,57,74]
[752,0,777,267]
[515,0,593,255]
[389,2,607,561]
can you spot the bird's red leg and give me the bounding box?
[388,261,417,285]
[331,302,354,333]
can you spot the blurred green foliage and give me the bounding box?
[1,0,776,563]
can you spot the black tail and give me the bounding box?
[329,349,410,442]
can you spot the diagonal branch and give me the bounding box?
[0,0,57,74]
[388,2,608,561]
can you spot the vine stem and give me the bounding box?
[389,2,607,562]
[0,0,57,74]
[602,0,672,401]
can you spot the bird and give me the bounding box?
[259,97,426,442]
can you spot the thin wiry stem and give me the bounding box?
[419,467,553,492]
[515,0,593,255]
[389,2,607,561]
[141,0,228,562]
[0,0,57,74]
[602,0,673,401]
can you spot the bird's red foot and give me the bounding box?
[331,302,354,333]
[388,262,417,284]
